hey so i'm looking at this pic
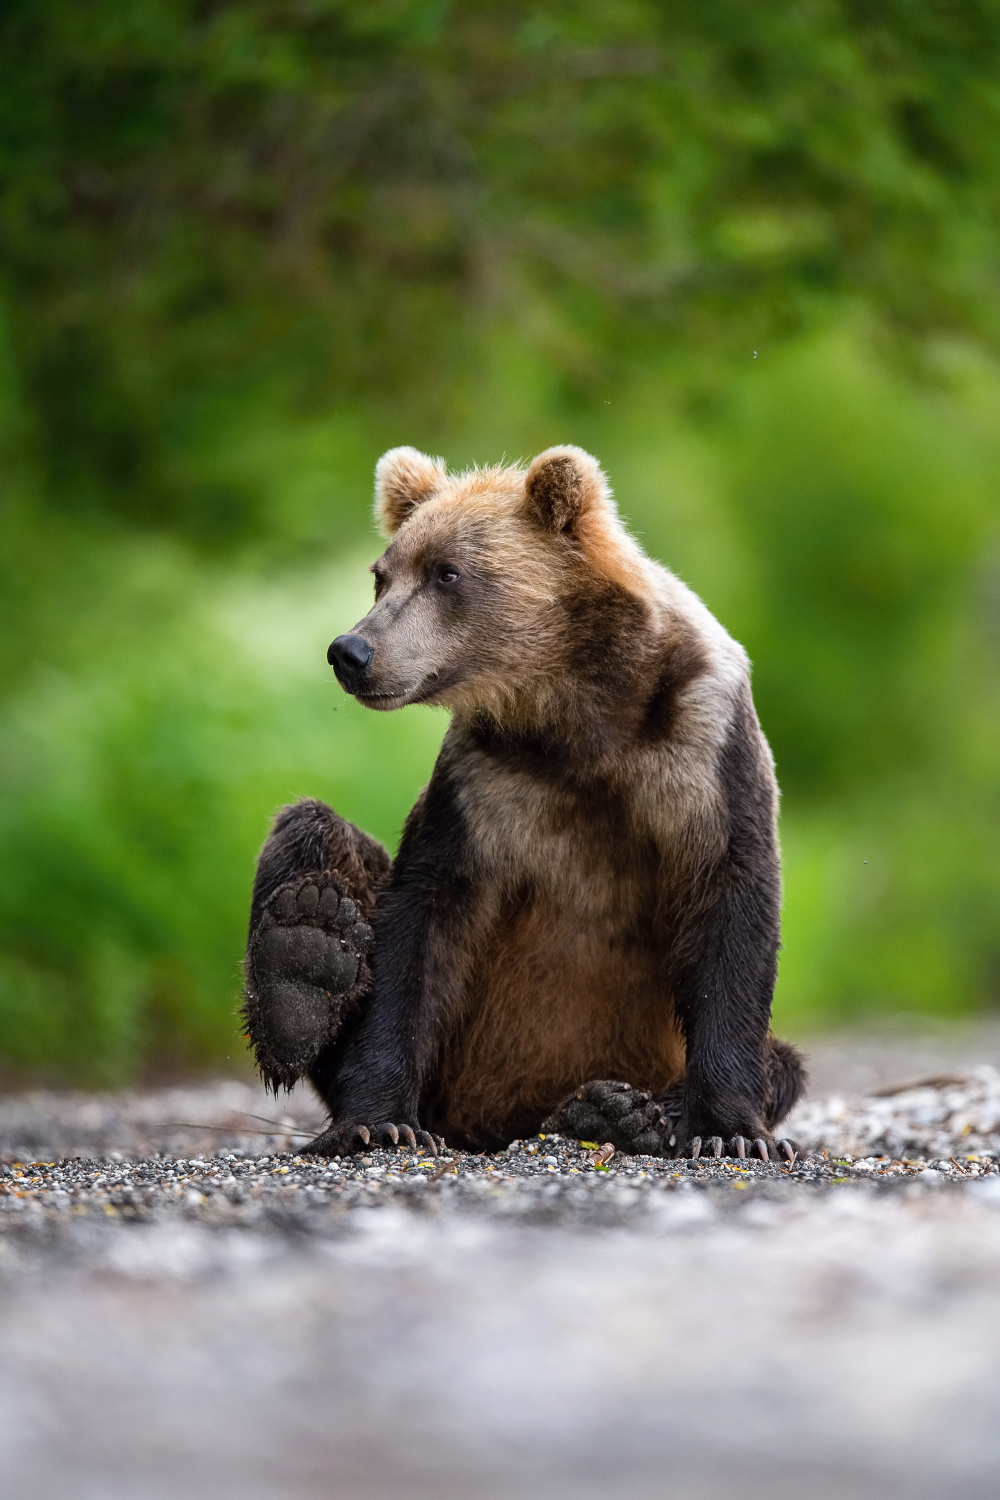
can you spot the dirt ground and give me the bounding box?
[4,1023,1000,1500]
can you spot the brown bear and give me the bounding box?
[242,445,805,1161]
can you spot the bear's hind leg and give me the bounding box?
[242,800,389,1091]
[765,1035,807,1129]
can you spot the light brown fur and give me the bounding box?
[333,446,764,1145]
[427,884,687,1144]
[284,445,794,1153]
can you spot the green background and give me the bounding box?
[1,1,999,1082]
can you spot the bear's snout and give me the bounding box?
[328,633,374,689]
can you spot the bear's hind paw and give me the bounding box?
[543,1080,674,1157]
[243,871,373,1091]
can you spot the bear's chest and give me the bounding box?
[454,755,652,923]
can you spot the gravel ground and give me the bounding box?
[4,1031,1000,1499]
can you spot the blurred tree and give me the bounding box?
[3,0,1000,546]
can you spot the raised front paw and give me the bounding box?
[301,1121,446,1158]
[243,871,373,1089]
[543,1080,673,1156]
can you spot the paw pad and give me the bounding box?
[243,871,374,1089]
[543,1079,672,1156]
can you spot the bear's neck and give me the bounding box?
[454,663,652,775]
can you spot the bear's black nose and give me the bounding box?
[328,633,374,685]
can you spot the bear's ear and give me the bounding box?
[523,446,610,534]
[374,447,447,535]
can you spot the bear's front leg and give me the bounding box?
[300,769,468,1159]
[301,893,453,1159]
[665,1032,804,1162]
[666,840,805,1161]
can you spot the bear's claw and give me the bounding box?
[242,870,374,1091]
[301,1122,445,1158]
[673,1132,798,1163]
[545,1080,799,1164]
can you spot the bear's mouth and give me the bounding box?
[352,680,425,710]
[353,668,459,711]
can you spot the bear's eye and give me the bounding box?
[436,565,461,587]
[372,567,387,598]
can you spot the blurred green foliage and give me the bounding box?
[0,2,999,1079]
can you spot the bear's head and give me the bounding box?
[327,445,655,728]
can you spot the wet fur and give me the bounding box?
[246,446,806,1151]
